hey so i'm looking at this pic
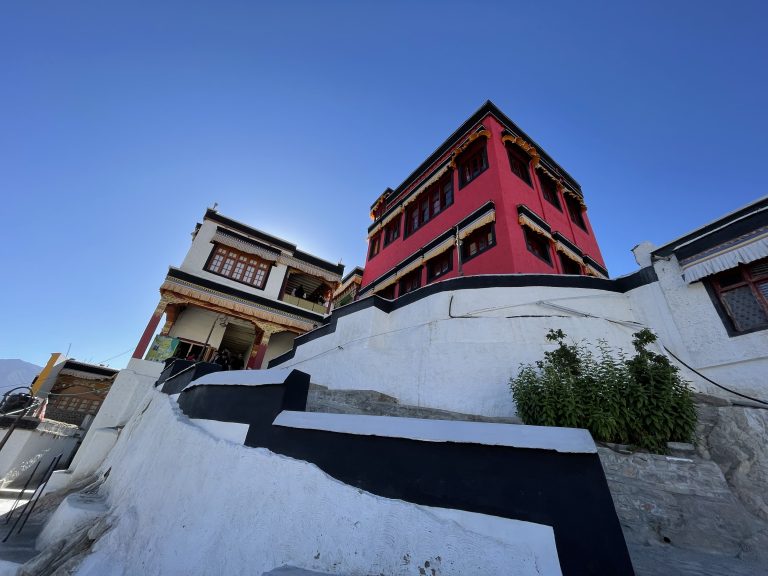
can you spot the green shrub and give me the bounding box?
[510,329,696,453]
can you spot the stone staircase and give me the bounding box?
[305,385,520,424]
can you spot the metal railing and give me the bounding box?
[2,453,62,541]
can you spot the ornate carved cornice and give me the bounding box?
[449,128,491,169]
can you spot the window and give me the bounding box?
[559,253,582,275]
[539,174,562,210]
[405,207,419,236]
[378,284,396,300]
[383,217,400,246]
[205,245,272,289]
[565,195,587,230]
[399,268,422,295]
[427,249,453,282]
[507,145,532,186]
[368,234,381,260]
[404,174,454,237]
[524,228,552,265]
[461,223,496,261]
[709,258,768,333]
[459,143,488,188]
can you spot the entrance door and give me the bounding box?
[218,322,256,369]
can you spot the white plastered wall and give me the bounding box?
[65,392,562,576]
[628,257,768,399]
[179,220,287,299]
[168,306,228,348]
[263,331,297,366]
[275,285,642,417]
[45,358,163,493]
[0,423,79,488]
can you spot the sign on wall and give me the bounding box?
[145,335,180,362]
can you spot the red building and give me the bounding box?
[359,101,608,299]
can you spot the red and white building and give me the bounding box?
[359,101,607,299]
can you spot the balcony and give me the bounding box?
[281,293,328,314]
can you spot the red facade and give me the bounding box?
[360,102,607,298]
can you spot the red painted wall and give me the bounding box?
[360,114,606,296]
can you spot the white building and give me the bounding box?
[132,208,345,369]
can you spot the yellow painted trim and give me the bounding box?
[31,352,62,395]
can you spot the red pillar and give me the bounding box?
[132,305,165,359]
[249,344,268,369]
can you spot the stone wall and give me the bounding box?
[696,399,768,522]
[599,396,768,575]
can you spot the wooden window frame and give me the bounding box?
[559,253,582,275]
[398,268,422,296]
[403,173,455,239]
[458,143,489,189]
[707,258,768,335]
[461,223,496,262]
[506,144,532,187]
[378,284,396,300]
[539,174,562,210]
[205,243,272,289]
[524,227,553,266]
[383,217,401,247]
[427,248,454,282]
[565,195,587,231]
[368,234,381,260]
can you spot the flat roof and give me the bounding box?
[204,209,345,276]
[372,100,583,211]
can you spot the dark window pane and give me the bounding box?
[721,286,768,331]
[565,195,587,229]
[559,253,581,275]
[459,145,488,187]
[507,146,532,186]
[524,229,552,264]
[461,223,496,261]
[444,179,453,206]
[540,176,561,209]
[717,269,743,287]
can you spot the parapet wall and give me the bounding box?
[272,279,644,417]
[41,369,635,575]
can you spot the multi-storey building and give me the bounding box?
[132,208,344,369]
[360,101,607,299]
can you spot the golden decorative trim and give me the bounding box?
[583,263,608,279]
[561,186,586,207]
[159,281,315,332]
[518,214,552,239]
[502,134,540,168]
[373,274,398,294]
[459,211,496,240]
[368,205,404,238]
[555,241,582,264]
[449,129,491,169]
[422,237,455,262]
[402,163,452,209]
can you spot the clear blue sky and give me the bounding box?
[1,1,766,369]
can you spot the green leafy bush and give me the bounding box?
[510,329,696,453]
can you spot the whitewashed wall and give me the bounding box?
[45,358,163,493]
[179,220,287,299]
[275,285,642,417]
[628,256,768,399]
[263,331,297,366]
[64,392,561,576]
[0,422,79,488]
[168,306,228,349]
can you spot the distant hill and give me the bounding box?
[0,359,42,393]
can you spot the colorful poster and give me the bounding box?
[145,335,180,362]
